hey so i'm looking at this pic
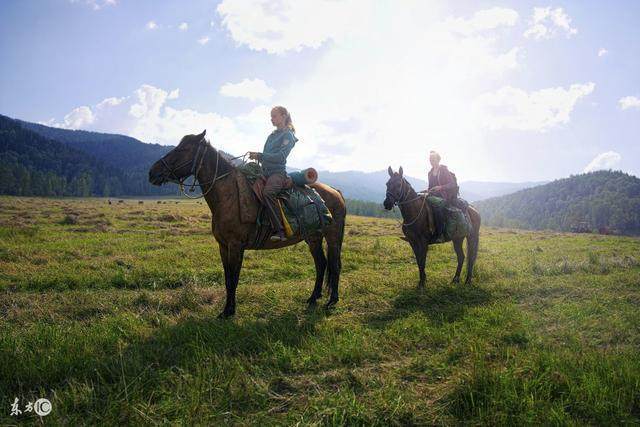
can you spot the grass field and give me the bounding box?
[1,196,639,425]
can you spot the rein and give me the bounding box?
[158,139,241,200]
[387,178,427,227]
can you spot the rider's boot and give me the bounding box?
[432,208,447,243]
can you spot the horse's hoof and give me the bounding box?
[306,296,320,306]
[451,277,460,284]
[217,310,234,319]
[324,298,338,310]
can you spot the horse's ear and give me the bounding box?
[196,129,206,140]
[388,166,393,177]
[399,166,404,177]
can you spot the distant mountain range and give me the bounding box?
[303,171,544,203]
[0,113,543,202]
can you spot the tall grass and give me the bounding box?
[1,196,639,424]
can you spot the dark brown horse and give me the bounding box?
[149,130,346,318]
[383,166,481,286]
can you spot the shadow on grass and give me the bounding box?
[129,310,324,368]
[1,309,325,406]
[367,284,493,327]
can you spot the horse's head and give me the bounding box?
[149,130,208,185]
[383,166,405,210]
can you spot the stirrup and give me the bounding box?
[270,232,287,242]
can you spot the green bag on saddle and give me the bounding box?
[426,195,471,241]
[281,186,333,238]
[237,162,333,238]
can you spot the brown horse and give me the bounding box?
[383,166,481,286]
[148,130,346,318]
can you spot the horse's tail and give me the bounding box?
[333,187,346,249]
[466,206,481,280]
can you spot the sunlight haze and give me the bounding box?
[1,0,639,182]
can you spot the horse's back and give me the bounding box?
[310,182,346,220]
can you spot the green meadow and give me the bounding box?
[1,196,639,425]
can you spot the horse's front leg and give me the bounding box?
[452,238,465,284]
[408,237,428,289]
[218,243,245,318]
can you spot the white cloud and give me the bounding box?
[69,0,116,10]
[619,96,640,110]
[475,83,595,131]
[217,0,360,54]
[49,85,267,155]
[447,7,519,35]
[219,78,276,102]
[96,97,125,109]
[146,21,158,30]
[598,48,608,57]
[524,7,577,40]
[583,151,621,172]
[178,22,188,31]
[62,106,95,129]
[197,36,210,45]
[129,85,169,119]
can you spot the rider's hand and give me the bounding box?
[248,152,261,160]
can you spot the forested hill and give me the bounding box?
[0,114,176,197]
[475,171,640,235]
[17,119,171,171]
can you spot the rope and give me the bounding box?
[401,194,428,226]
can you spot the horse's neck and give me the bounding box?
[196,146,233,211]
[398,181,426,226]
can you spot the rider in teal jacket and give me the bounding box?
[261,128,298,176]
[249,106,298,242]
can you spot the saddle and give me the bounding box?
[250,174,294,205]
[234,165,333,248]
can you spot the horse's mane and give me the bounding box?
[401,176,413,189]
[397,175,417,197]
[204,139,235,174]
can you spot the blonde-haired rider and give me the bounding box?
[248,106,298,242]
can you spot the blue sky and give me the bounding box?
[1,0,639,182]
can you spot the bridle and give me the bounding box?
[158,137,232,199]
[386,177,428,227]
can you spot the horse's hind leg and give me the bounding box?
[306,236,327,306]
[324,221,344,309]
[452,238,465,284]
[465,231,479,285]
